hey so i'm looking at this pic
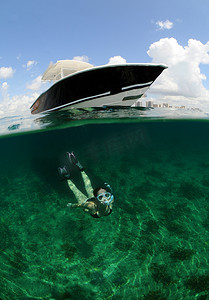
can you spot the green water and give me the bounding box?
[1,119,209,299]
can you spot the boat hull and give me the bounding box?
[30,64,167,114]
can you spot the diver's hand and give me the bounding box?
[67,202,73,208]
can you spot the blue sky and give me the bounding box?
[1,0,209,115]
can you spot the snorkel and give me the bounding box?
[104,182,113,193]
[103,194,114,205]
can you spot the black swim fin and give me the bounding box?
[58,166,71,180]
[67,152,84,171]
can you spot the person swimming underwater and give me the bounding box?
[58,152,114,218]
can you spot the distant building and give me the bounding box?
[146,100,153,107]
[146,102,188,109]
[163,103,169,108]
[135,100,143,107]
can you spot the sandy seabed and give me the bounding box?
[1,120,209,299]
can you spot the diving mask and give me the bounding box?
[97,192,114,205]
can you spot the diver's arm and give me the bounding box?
[109,204,113,209]
[67,202,95,210]
[67,201,97,214]
[67,203,83,208]
[82,201,97,213]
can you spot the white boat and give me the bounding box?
[30,60,167,114]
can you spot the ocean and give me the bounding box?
[1,107,209,299]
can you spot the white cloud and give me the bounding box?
[72,55,89,63]
[26,75,43,90]
[1,82,9,102]
[2,82,8,91]
[156,20,173,30]
[0,75,46,117]
[0,91,38,117]
[107,56,127,65]
[26,60,37,70]
[22,60,37,70]
[0,67,15,79]
[147,38,209,109]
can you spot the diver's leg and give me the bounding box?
[81,171,94,198]
[67,180,87,204]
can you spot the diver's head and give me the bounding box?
[93,187,114,206]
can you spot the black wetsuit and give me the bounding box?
[86,197,112,218]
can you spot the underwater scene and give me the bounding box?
[1,108,209,299]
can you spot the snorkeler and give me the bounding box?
[58,152,114,218]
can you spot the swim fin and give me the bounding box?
[67,152,84,171]
[58,166,71,180]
